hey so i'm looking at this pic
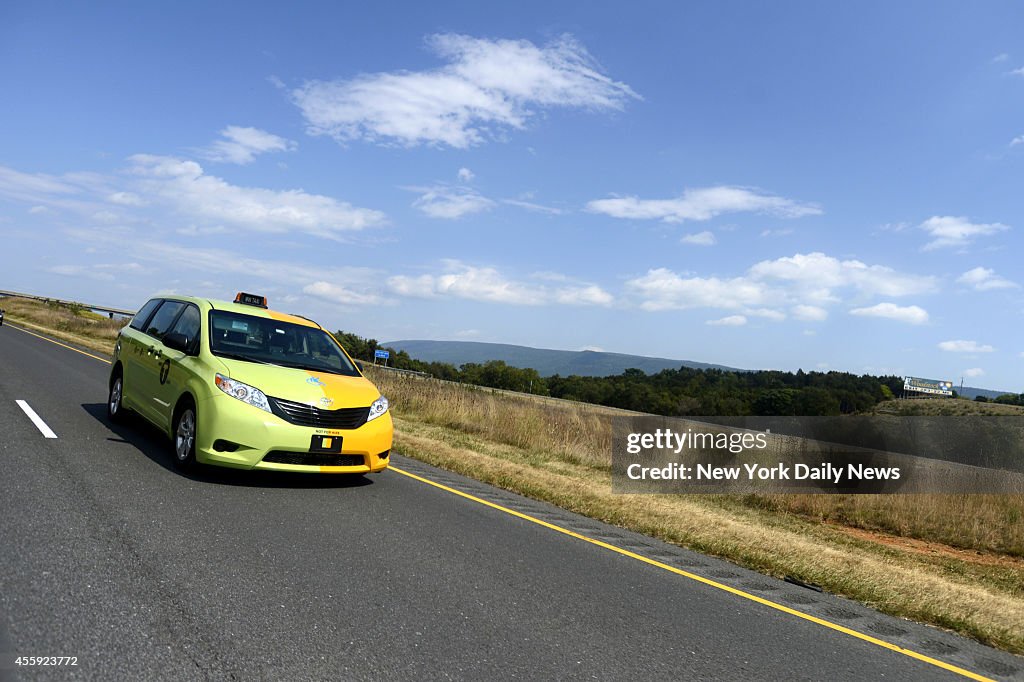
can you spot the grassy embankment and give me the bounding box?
[5,295,1023,654]
[0,295,123,353]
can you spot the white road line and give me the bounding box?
[15,400,58,439]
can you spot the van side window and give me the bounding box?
[145,301,186,340]
[129,299,162,331]
[167,304,201,346]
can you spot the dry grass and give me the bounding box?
[371,369,613,468]
[873,397,1024,416]
[1,296,122,355]
[739,493,1024,556]
[368,368,1024,653]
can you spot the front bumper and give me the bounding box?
[194,392,393,473]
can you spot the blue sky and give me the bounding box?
[2,1,1023,390]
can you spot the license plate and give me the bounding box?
[310,435,343,454]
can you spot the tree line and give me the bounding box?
[975,393,1024,406]
[333,330,911,417]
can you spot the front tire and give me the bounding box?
[108,371,127,423]
[173,402,198,470]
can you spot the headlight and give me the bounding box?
[215,373,271,413]
[367,395,389,422]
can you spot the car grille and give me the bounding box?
[268,397,370,429]
[263,451,365,467]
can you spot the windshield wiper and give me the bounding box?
[270,361,346,375]
[213,351,277,366]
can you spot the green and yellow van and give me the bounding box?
[108,292,392,474]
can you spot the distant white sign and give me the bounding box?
[904,376,954,396]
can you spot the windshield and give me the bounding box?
[209,310,360,377]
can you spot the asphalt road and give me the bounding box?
[1,322,1021,681]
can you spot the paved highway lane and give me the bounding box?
[1,323,1022,681]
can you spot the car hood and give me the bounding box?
[216,358,381,408]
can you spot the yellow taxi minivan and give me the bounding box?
[108,292,392,473]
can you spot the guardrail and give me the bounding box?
[0,289,135,317]
[357,362,430,378]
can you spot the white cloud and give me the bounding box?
[878,221,911,232]
[387,261,612,307]
[302,281,374,305]
[500,198,565,215]
[46,262,144,282]
[919,215,1010,250]
[792,304,828,321]
[0,165,78,200]
[389,264,542,305]
[849,302,929,325]
[457,167,475,182]
[1011,67,1024,77]
[409,184,496,219]
[706,315,747,326]
[47,265,115,281]
[410,184,565,218]
[747,252,936,301]
[938,340,995,353]
[200,126,296,164]
[107,191,146,206]
[4,159,387,240]
[681,230,716,246]
[66,230,386,307]
[587,185,821,223]
[175,225,228,236]
[579,345,604,352]
[292,33,639,148]
[91,210,121,223]
[0,165,90,205]
[128,155,385,237]
[760,228,794,238]
[1010,135,1024,147]
[626,252,935,314]
[963,367,985,378]
[749,308,786,321]
[554,285,614,306]
[993,53,1009,63]
[956,267,1018,291]
[627,268,767,312]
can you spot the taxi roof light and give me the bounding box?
[234,292,268,308]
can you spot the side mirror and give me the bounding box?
[163,332,195,355]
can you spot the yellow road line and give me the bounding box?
[6,323,113,365]
[389,464,993,682]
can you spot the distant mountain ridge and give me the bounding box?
[382,339,1015,398]
[956,386,1010,400]
[382,340,743,377]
